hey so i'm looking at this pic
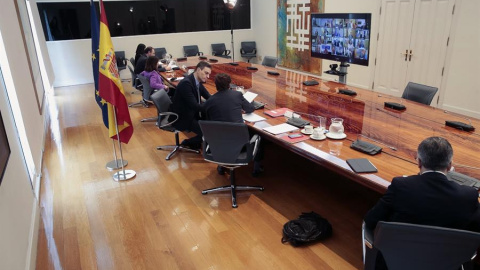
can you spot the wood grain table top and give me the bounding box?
[161,59,480,193]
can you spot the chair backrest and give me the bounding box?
[128,65,139,88]
[262,56,278,68]
[241,41,256,54]
[183,45,200,57]
[155,47,167,59]
[115,51,126,68]
[401,82,438,105]
[374,221,480,270]
[199,121,252,164]
[136,75,152,93]
[129,57,135,66]
[211,43,226,56]
[151,89,172,114]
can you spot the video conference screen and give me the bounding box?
[311,13,371,66]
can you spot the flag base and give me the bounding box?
[106,159,128,170]
[113,170,136,181]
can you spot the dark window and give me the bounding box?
[37,0,251,41]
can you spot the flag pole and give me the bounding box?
[106,138,128,170]
[111,106,135,181]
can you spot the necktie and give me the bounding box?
[196,84,201,104]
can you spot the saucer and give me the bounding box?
[310,134,326,141]
[326,132,347,140]
[301,129,313,135]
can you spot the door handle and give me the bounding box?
[400,49,408,61]
[409,50,413,61]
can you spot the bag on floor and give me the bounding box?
[281,211,332,246]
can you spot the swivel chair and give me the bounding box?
[183,45,203,57]
[136,75,159,122]
[115,51,127,72]
[127,65,148,108]
[401,82,438,105]
[155,47,168,59]
[211,43,231,58]
[240,41,257,62]
[151,91,201,160]
[198,120,264,208]
[363,221,480,270]
[262,56,278,68]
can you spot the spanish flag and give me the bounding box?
[98,0,133,144]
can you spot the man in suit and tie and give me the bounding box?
[364,136,480,269]
[169,61,212,150]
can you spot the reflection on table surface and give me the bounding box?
[161,59,480,193]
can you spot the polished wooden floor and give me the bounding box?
[36,83,382,270]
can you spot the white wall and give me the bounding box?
[441,0,480,118]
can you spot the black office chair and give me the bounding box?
[262,56,278,68]
[198,120,264,208]
[155,47,169,59]
[183,45,203,57]
[401,82,438,105]
[115,51,127,72]
[211,43,231,58]
[363,221,480,270]
[240,41,257,62]
[151,91,201,160]
[128,65,148,108]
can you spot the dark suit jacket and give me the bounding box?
[203,90,254,123]
[364,172,480,231]
[134,54,147,74]
[170,73,211,131]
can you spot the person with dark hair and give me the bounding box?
[169,61,212,150]
[134,43,146,65]
[203,73,264,176]
[134,46,155,74]
[140,56,169,101]
[364,136,480,269]
[365,136,479,230]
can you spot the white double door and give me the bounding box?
[373,0,455,105]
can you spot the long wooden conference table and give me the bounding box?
[161,56,480,193]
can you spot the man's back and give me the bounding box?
[204,90,254,123]
[365,172,479,231]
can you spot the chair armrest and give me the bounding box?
[225,50,231,56]
[240,48,245,54]
[253,49,257,54]
[158,112,178,129]
[198,51,204,56]
[363,222,373,249]
[250,134,261,158]
[212,50,217,56]
[184,53,188,57]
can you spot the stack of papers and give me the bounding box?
[242,113,266,123]
[263,123,298,135]
[243,91,258,103]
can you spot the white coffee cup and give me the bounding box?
[304,125,314,134]
[312,127,325,139]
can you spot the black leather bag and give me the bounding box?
[286,117,310,128]
[281,212,332,247]
[350,139,382,155]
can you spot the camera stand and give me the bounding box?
[324,61,349,84]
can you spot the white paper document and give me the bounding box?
[242,113,266,123]
[243,91,258,103]
[262,123,298,135]
[171,77,184,82]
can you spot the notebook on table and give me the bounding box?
[346,158,378,173]
[264,108,292,118]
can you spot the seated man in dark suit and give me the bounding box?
[364,136,480,268]
[203,73,263,176]
[169,61,212,150]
